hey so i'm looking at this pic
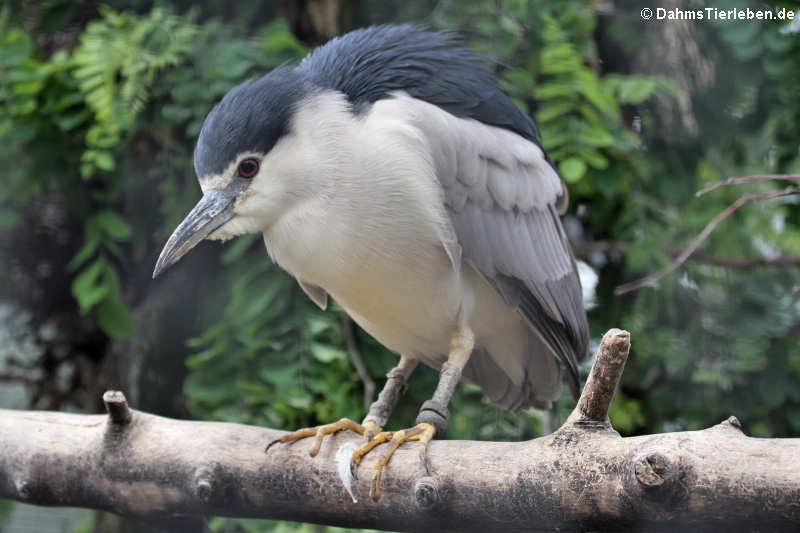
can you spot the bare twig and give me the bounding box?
[1,330,799,531]
[696,174,800,197]
[341,315,375,409]
[679,250,800,269]
[616,187,800,295]
[0,372,38,385]
[571,242,800,271]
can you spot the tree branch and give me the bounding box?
[616,187,800,295]
[1,330,799,532]
[696,174,800,197]
[341,315,375,409]
[678,250,800,269]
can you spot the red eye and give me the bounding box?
[237,158,259,178]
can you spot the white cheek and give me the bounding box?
[200,174,233,193]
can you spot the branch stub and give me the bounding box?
[103,390,132,425]
[565,329,631,428]
[726,416,742,430]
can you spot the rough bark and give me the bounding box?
[1,329,799,532]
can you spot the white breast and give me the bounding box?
[259,96,467,358]
[260,91,525,370]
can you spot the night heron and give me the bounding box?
[154,24,589,500]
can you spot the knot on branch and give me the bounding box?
[14,477,31,501]
[634,452,669,488]
[414,476,440,510]
[629,450,693,515]
[103,390,132,425]
[193,464,222,504]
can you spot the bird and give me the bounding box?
[153,24,589,501]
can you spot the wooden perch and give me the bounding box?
[1,329,799,532]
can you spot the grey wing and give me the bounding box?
[407,96,589,398]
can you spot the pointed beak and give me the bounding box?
[152,188,239,279]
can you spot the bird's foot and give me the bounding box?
[352,422,436,501]
[265,417,367,456]
[265,418,436,501]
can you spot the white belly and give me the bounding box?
[327,243,528,382]
[269,221,468,358]
[333,245,467,359]
[265,214,526,380]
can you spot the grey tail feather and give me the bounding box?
[462,335,563,412]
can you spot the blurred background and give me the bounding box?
[1,0,799,531]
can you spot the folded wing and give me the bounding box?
[404,95,589,398]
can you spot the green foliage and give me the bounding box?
[183,240,366,429]
[72,6,197,178]
[0,9,305,341]
[0,6,200,338]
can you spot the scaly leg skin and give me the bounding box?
[362,355,418,440]
[355,325,475,500]
[265,355,418,454]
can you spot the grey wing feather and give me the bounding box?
[298,280,328,310]
[408,96,589,399]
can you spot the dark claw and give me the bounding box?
[264,438,282,453]
[420,449,433,476]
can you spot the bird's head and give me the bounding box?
[152,67,342,278]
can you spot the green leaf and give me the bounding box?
[71,259,107,312]
[576,124,615,147]
[310,342,346,363]
[93,150,115,171]
[536,81,575,99]
[94,210,132,240]
[97,289,135,339]
[11,79,44,95]
[77,283,110,312]
[576,148,609,169]
[613,77,657,104]
[68,227,101,272]
[559,157,587,183]
[536,98,575,123]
